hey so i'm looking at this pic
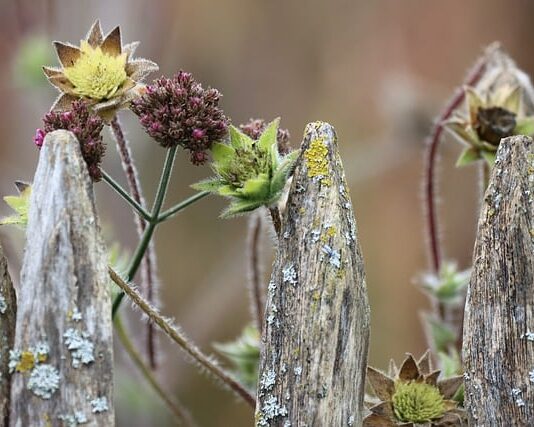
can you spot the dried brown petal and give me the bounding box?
[367,366,395,401]
[126,59,159,81]
[417,350,432,375]
[438,375,463,399]
[86,20,103,47]
[53,42,81,67]
[101,26,122,56]
[398,354,420,381]
[424,370,441,386]
[369,401,395,418]
[363,413,398,427]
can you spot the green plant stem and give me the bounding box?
[157,191,210,223]
[109,267,256,408]
[112,146,177,317]
[115,315,195,426]
[102,170,152,222]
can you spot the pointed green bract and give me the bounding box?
[0,185,32,229]
[456,147,480,167]
[193,119,299,218]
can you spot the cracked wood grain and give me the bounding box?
[0,242,16,425]
[463,135,534,426]
[256,122,370,426]
[9,130,114,426]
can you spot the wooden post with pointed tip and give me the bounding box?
[463,135,534,425]
[0,242,16,425]
[255,122,370,426]
[9,130,114,426]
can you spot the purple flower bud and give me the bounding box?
[33,128,46,148]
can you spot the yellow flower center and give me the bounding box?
[392,380,446,423]
[64,41,127,100]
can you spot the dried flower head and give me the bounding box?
[445,47,534,167]
[364,352,465,426]
[192,118,299,217]
[43,20,158,122]
[131,71,229,164]
[35,100,105,181]
[240,118,291,154]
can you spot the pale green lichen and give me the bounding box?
[304,138,331,186]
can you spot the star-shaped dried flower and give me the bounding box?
[192,118,299,217]
[444,48,534,167]
[364,352,465,426]
[43,20,158,122]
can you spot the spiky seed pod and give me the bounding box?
[43,20,158,122]
[131,71,229,165]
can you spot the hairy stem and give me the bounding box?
[157,191,210,223]
[111,116,159,368]
[247,213,264,333]
[115,315,196,426]
[423,56,488,273]
[101,170,152,222]
[109,267,256,408]
[112,146,178,317]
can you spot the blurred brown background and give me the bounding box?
[1,0,533,425]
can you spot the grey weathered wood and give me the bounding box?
[0,242,16,425]
[463,135,534,425]
[9,130,114,426]
[255,122,370,426]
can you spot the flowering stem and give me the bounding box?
[423,56,488,273]
[112,146,177,317]
[247,213,264,333]
[111,115,159,368]
[109,267,256,408]
[114,315,196,426]
[157,191,210,223]
[101,170,152,222]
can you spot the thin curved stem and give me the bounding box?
[247,213,264,333]
[268,206,282,237]
[157,191,210,223]
[111,116,159,368]
[112,146,177,318]
[109,267,256,408]
[102,170,152,222]
[115,315,196,426]
[423,55,488,273]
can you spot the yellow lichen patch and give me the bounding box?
[37,353,48,363]
[64,40,127,100]
[304,138,331,186]
[16,351,36,372]
[321,226,337,243]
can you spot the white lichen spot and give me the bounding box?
[294,366,302,377]
[268,281,277,293]
[0,293,6,314]
[259,395,288,426]
[348,415,355,426]
[283,421,292,427]
[322,245,341,268]
[33,341,50,361]
[283,231,290,239]
[522,331,534,341]
[64,328,95,368]
[58,411,88,426]
[72,307,83,322]
[281,363,287,374]
[261,369,276,391]
[267,314,276,326]
[91,396,109,413]
[529,369,534,384]
[282,264,298,285]
[27,364,60,399]
[512,388,525,407]
[310,229,321,243]
[8,349,21,373]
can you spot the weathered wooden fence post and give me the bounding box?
[0,243,16,425]
[256,122,370,426]
[9,130,114,426]
[463,135,534,425]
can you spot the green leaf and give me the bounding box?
[211,143,236,167]
[229,125,254,149]
[217,185,239,197]
[240,175,271,201]
[269,150,299,199]
[191,178,223,193]
[220,199,263,218]
[455,147,480,167]
[257,118,280,154]
[514,116,534,136]
[0,185,32,229]
[481,150,496,167]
